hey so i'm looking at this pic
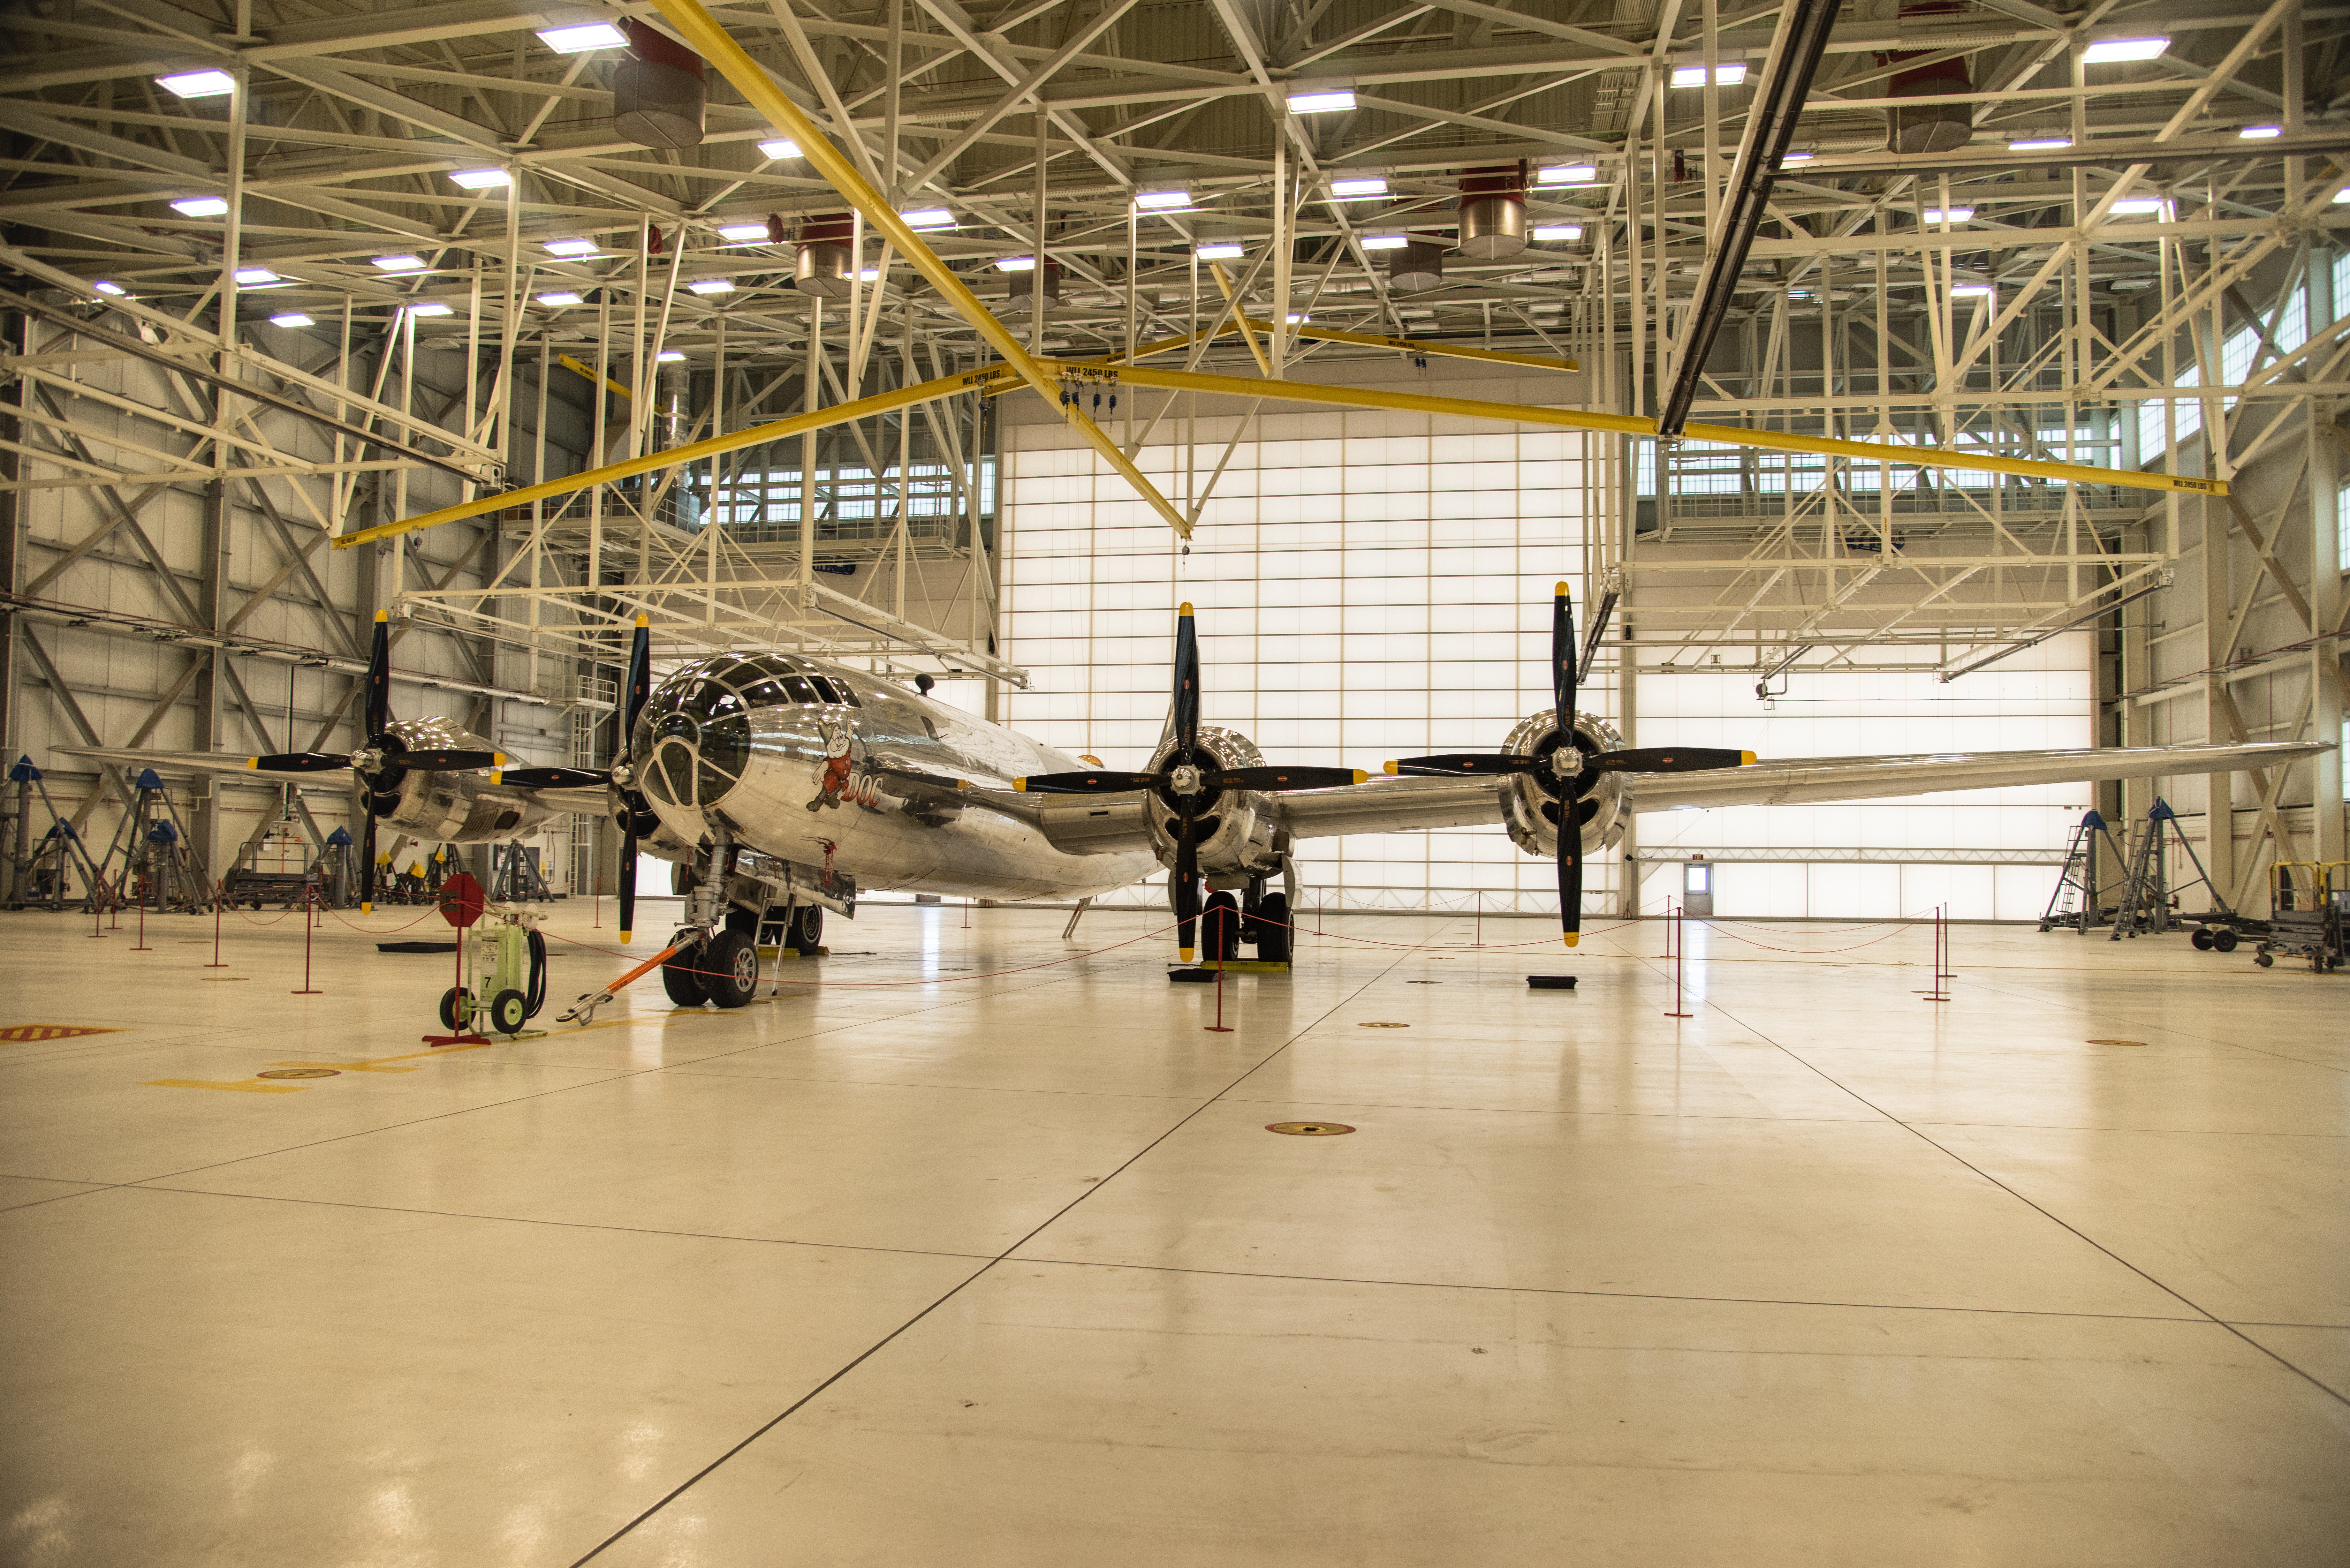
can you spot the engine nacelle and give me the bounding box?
[1499,710,1634,862]
[1143,724,1284,881]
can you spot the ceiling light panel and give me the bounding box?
[537,22,626,52]
[2082,36,2167,63]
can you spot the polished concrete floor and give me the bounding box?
[1,895,2343,1565]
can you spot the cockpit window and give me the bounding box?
[778,673,817,704]
[808,675,842,704]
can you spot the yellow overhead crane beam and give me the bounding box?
[343,350,2222,550]
[642,0,1195,539]
[557,354,633,402]
[1108,317,1578,375]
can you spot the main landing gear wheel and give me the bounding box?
[702,930,760,1008]
[2212,928,2240,954]
[787,904,824,954]
[489,988,528,1034]
[2190,927,2216,951]
[438,987,474,1032]
[1201,891,1241,962]
[662,944,711,1007]
[1253,893,1292,963]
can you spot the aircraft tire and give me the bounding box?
[789,904,824,954]
[703,930,760,1007]
[1202,892,1241,962]
[1254,893,1292,964]
[662,946,711,1007]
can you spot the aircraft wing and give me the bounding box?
[1266,739,2331,840]
[1625,740,2331,811]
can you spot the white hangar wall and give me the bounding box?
[997,363,2094,919]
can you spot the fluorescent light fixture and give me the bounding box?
[898,208,953,229]
[406,302,454,316]
[995,256,1036,272]
[2110,197,2168,215]
[1285,312,1310,325]
[757,137,801,159]
[92,280,127,296]
[1536,165,1598,185]
[1531,224,1584,241]
[1951,284,1994,297]
[2009,137,2071,150]
[1779,152,1815,163]
[448,168,512,190]
[171,195,229,217]
[269,311,314,327]
[716,222,769,241]
[1134,189,1192,210]
[1360,234,1409,251]
[1195,242,1243,260]
[537,21,626,52]
[1922,206,1975,223]
[2238,125,2281,139]
[1330,177,1387,199]
[656,350,686,362]
[856,268,880,282]
[542,237,598,256]
[1671,62,1746,87]
[156,69,236,99]
[687,278,734,295]
[231,267,277,284]
[371,254,425,272]
[1286,89,1355,114]
[534,291,583,306]
[2337,189,2350,206]
[2082,36,2166,63]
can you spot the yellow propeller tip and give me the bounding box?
[1178,948,1194,963]
[492,753,507,767]
[1350,770,1367,784]
[619,930,633,943]
[374,609,389,622]
[360,901,373,913]
[1555,581,1569,596]
[1382,760,1399,775]
[1740,751,1758,765]
[1178,602,1194,616]
[634,613,648,627]
[1012,779,1028,792]
[1563,933,1580,948]
[244,758,261,769]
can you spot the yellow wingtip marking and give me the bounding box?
[1382,760,1398,775]
[1740,751,1758,765]
[1563,933,1579,948]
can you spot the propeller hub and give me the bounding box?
[1549,747,1584,781]
[1169,763,1206,796]
[611,760,635,788]
[350,746,382,773]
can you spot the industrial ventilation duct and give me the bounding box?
[1388,241,1445,293]
[614,19,706,150]
[1456,163,1528,261]
[793,215,854,297]
[1879,0,1971,153]
[1006,260,1061,313]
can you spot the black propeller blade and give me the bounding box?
[248,751,351,773]
[614,614,653,943]
[1381,584,1760,950]
[397,748,506,771]
[493,765,611,790]
[1011,603,1368,963]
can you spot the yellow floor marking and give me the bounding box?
[267,1059,422,1074]
[143,1078,307,1094]
[0,1024,126,1043]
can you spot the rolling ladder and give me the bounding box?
[2040,810,2127,933]
[2109,799,2228,940]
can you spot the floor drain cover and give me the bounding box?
[1406,980,1441,984]
[257,1068,339,1080]
[1266,1121,1355,1136]
[1357,1021,1409,1028]
[2087,1038,2147,1047]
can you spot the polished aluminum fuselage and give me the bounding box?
[636,658,1160,903]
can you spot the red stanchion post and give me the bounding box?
[1206,908,1234,1032]
[132,880,150,952]
[1666,900,1694,1018]
[292,885,323,994]
[90,885,106,939]
[1922,903,1953,1002]
[1474,890,1483,948]
[205,881,228,967]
